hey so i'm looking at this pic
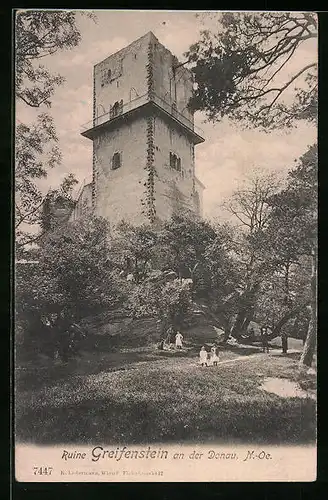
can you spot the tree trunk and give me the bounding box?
[299,314,316,367]
[230,285,259,339]
[230,309,246,339]
[269,300,310,339]
[299,249,317,368]
[223,328,231,342]
[241,307,255,333]
[282,335,288,354]
[302,316,311,344]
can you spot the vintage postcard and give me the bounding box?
[14,9,317,482]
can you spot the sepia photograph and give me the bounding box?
[14,10,317,482]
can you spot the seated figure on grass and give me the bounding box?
[165,326,175,350]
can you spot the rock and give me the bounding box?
[213,326,225,342]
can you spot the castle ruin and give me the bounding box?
[70,32,205,227]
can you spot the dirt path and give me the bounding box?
[140,350,264,375]
[215,353,262,367]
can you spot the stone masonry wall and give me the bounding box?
[94,33,151,119]
[153,116,196,220]
[150,33,194,124]
[148,33,199,220]
[89,31,203,228]
[93,117,148,227]
[70,183,93,222]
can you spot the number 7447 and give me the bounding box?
[33,467,53,475]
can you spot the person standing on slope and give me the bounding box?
[210,344,220,366]
[199,346,208,367]
[175,331,183,350]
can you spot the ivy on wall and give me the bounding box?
[92,67,97,210]
[146,41,154,100]
[142,117,157,223]
[141,42,157,223]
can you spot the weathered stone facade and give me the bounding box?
[80,31,205,228]
[70,182,93,221]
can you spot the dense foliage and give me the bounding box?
[185,12,317,129]
[15,11,317,368]
[15,10,95,248]
[16,215,125,359]
[16,149,317,366]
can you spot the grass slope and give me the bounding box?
[15,346,316,446]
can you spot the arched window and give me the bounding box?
[169,152,181,172]
[101,67,112,86]
[112,152,122,170]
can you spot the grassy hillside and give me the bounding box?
[16,346,316,446]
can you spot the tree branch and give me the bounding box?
[254,62,317,115]
[16,231,42,249]
[15,197,45,229]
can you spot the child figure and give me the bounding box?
[210,345,219,366]
[175,331,183,350]
[199,346,208,367]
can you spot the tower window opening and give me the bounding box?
[170,152,181,172]
[101,67,112,86]
[112,152,122,170]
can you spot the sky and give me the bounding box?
[17,10,317,221]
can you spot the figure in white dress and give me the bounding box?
[210,345,219,366]
[175,331,183,349]
[199,346,208,366]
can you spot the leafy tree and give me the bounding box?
[15,113,62,247]
[221,172,281,338]
[185,12,317,129]
[16,10,95,107]
[15,10,95,248]
[129,274,193,332]
[223,171,281,232]
[203,223,242,337]
[267,145,317,258]
[266,145,317,366]
[109,221,158,283]
[185,12,317,363]
[254,257,311,339]
[116,215,241,336]
[156,211,216,287]
[16,214,125,359]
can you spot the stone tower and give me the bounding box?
[80,32,205,227]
